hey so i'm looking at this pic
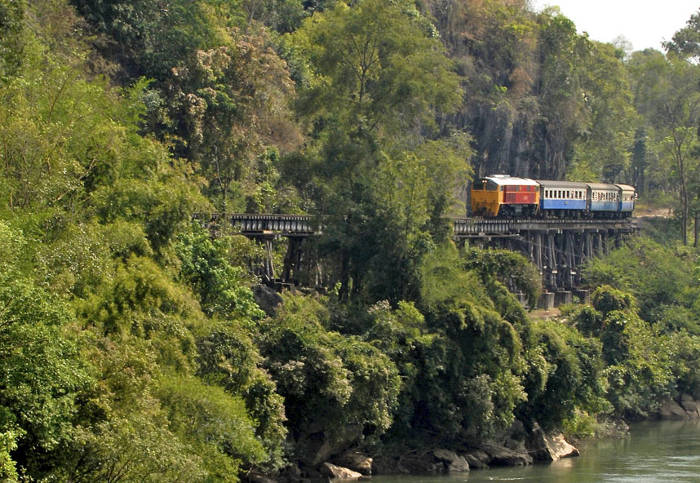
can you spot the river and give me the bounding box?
[371,420,700,482]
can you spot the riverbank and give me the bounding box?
[251,394,700,482]
[369,420,700,483]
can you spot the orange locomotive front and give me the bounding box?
[471,175,540,217]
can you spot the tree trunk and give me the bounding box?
[695,212,699,248]
[675,135,688,245]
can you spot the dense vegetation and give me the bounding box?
[1,0,699,480]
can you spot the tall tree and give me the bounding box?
[629,50,700,244]
[664,9,700,62]
[289,0,464,300]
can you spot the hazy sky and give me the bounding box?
[530,1,698,51]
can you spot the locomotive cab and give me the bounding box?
[471,175,539,217]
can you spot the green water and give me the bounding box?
[371,420,700,482]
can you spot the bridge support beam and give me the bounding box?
[197,213,637,295]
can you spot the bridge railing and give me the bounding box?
[451,217,638,238]
[195,213,637,238]
[194,213,318,236]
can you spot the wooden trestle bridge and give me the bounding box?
[197,213,638,308]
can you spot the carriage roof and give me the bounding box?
[535,180,588,189]
[481,175,539,187]
[586,182,619,191]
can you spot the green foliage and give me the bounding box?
[570,286,683,420]
[3,0,700,476]
[462,247,542,311]
[0,224,91,472]
[177,226,264,320]
[157,374,267,478]
[287,0,465,301]
[520,320,607,430]
[0,0,25,79]
[664,9,700,62]
[592,285,636,317]
[196,322,287,470]
[292,0,461,136]
[0,429,18,480]
[259,294,400,458]
[69,413,207,482]
[584,238,699,329]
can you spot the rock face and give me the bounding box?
[333,451,373,476]
[373,449,469,475]
[253,285,283,315]
[319,462,363,480]
[431,449,470,473]
[295,424,364,467]
[480,443,533,467]
[528,423,580,462]
[658,395,700,420]
[679,394,700,418]
[462,449,489,469]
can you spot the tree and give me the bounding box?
[664,9,700,62]
[628,51,700,244]
[289,0,463,300]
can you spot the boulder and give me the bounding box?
[431,449,470,473]
[396,452,442,474]
[296,425,364,466]
[481,443,533,467]
[333,451,373,476]
[244,472,277,483]
[253,285,283,315]
[463,450,489,469]
[371,455,400,475]
[658,397,690,420]
[679,394,700,418]
[319,462,363,480]
[527,423,579,462]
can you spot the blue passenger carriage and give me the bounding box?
[537,180,587,217]
[587,183,621,217]
[617,184,636,217]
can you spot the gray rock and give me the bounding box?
[431,449,470,473]
[245,472,277,483]
[481,443,533,467]
[527,423,579,462]
[319,462,362,480]
[659,397,690,420]
[396,452,442,475]
[333,451,373,476]
[463,450,489,469]
[679,394,700,418]
[296,425,364,466]
[370,455,400,475]
[253,285,283,315]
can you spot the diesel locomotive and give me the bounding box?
[471,175,636,219]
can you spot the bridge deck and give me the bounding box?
[196,213,637,238]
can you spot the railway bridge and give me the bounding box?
[196,213,638,307]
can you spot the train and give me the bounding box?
[471,175,636,218]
